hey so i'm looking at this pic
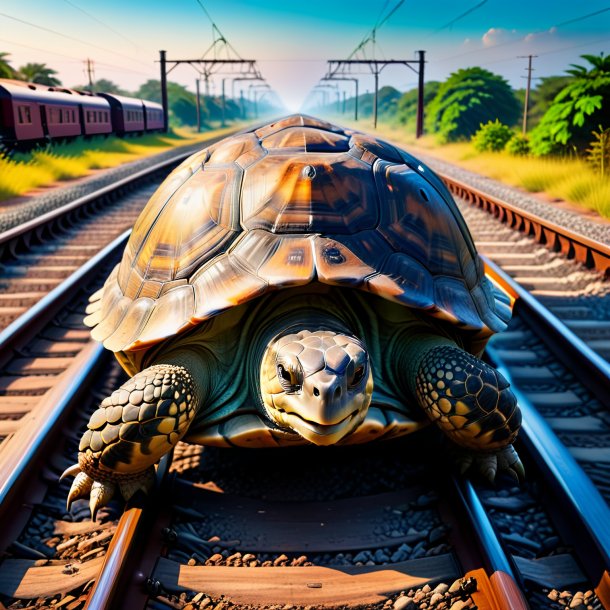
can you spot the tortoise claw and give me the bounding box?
[90,480,116,521]
[454,445,524,484]
[66,472,94,511]
[60,463,82,481]
[497,445,525,483]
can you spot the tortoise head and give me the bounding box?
[260,329,373,446]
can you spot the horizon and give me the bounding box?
[1,0,608,111]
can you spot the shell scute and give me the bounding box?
[241,152,378,234]
[262,126,350,152]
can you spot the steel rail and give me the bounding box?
[440,173,610,276]
[482,255,610,398]
[486,347,610,577]
[83,453,173,610]
[480,255,610,588]
[0,229,130,368]
[0,340,106,550]
[448,477,529,609]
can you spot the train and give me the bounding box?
[0,79,164,148]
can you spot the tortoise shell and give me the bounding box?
[85,115,512,356]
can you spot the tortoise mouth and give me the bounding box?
[271,407,359,445]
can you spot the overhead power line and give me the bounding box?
[61,0,146,53]
[0,11,152,69]
[429,0,488,36]
[194,0,244,60]
[0,37,152,76]
[435,6,610,64]
[347,0,405,60]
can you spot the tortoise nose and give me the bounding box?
[303,373,353,425]
[312,385,342,400]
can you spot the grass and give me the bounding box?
[0,125,241,202]
[342,117,610,220]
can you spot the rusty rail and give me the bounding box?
[440,173,610,276]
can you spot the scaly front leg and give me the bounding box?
[62,358,203,519]
[396,335,524,483]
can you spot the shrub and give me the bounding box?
[530,53,610,155]
[586,126,610,176]
[426,67,520,143]
[471,120,513,152]
[506,134,530,156]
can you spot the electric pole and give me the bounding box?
[85,58,95,91]
[519,54,537,135]
[195,79,201,133]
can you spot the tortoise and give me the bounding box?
[62,115,523,518]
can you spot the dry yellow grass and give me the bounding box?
[0,126,241,201]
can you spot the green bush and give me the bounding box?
[530,54,610,156]
[472,120,513,152]
[506,134,531,156]
[426,67,520,143]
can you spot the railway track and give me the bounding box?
[0,131,237,453]
[0,142,608,609]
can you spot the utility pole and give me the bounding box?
[157,52,262,134]
[519,54,537,134]
[195,79,201,133]
[416,50,425,138]
[159,50,168,132]
[327,55,425,131]
[85,58,95,91]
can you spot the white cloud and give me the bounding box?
[524,27,557,43]
[481,27,517,47]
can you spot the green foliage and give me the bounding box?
[396,81,440,128]
[530,54,610,156]
[0,52,17,79]
[586,126,610,176]
[71,79,131,95]
[506,133,530,156]
[17,63,61,86]
[426,67,520,142]
[136,80,198,127]
[528,76,572,129]
[471,120,513,152]
[322,86,402,119]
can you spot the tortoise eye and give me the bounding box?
[277,359,303,392]
[349,365,366,387]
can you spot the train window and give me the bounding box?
[17,106,32,124]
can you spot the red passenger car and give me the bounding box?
[0,80,45,142]
[0,78,164,147]
[143,99,164,131]
[77,91,112,136]
[98,93,145,134]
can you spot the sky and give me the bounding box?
[1,0,609,110]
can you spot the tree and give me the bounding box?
[136,80,199,127]
[530,54,610,155]
[396,81,440,129]
[527,75,572,129]
[72,79,130,95]
[0,52,17,79]
[18,63,61,86]
[426,67,520,142]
